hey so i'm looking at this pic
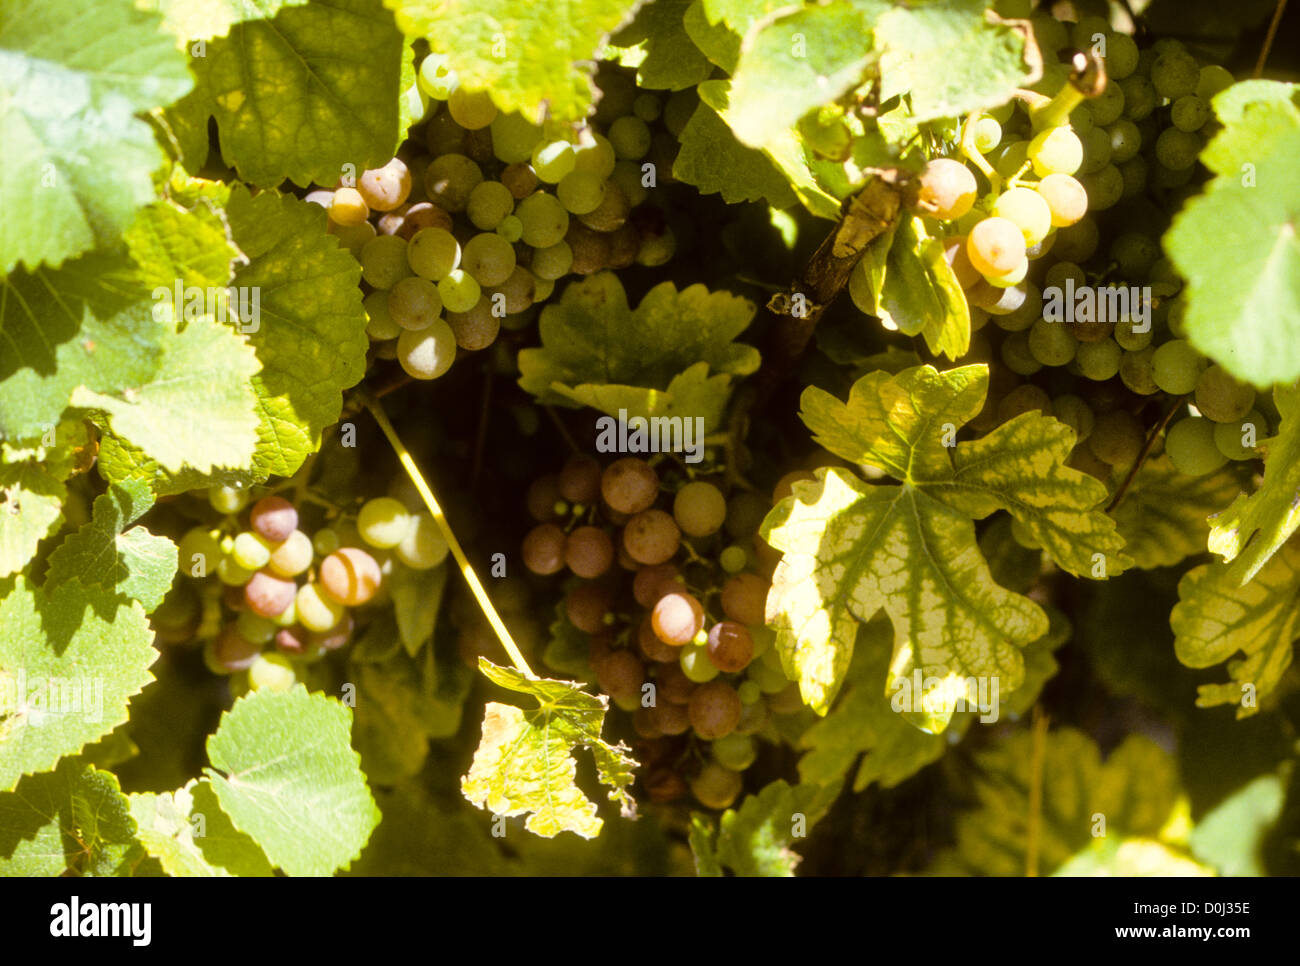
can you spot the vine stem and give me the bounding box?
[364,393,535,678]
[1254,0,1289,77]
[1025,706,1050,878]
[1105,394,1185,514]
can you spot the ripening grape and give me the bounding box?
[358,159,412,212]
[992,187,1052,247]
[942,236,982,289]
[558,454,601,504]
[565,525,615,578]
[1080,127,1112,175]
[274,626,308,656]
[648,701,692,736]
[994,140,1030,178]
[690,762,743,809]
[495,214,524,243]
[917,158,977,221]
[1088,409,1144,467]
[1036,174,1088,228]
[1171,95,1210,132]
[313,528,341,558]
[1028,126,1083,176]
[680,646,720,684]
[418,53,458,99]
[998,333,1040,377]
[721,573,767,626]
[1088,82,1126,127]
[217,556,255,587]
[395,514,448,570]
[461,232,516,287]
[248,652,296,692]
[689,680,743,740]
[447,87,497,130]
[397,318,457,380]
[210,485,249,515]
[1114,319,1153,352]
[357,497,412,550]
[294,582,343,634]
[328,187,369,226]
[211,625,262,672]
[986,256,1029,288]
[445,298,500,351]
[572,131,617,178]
[967,217,1028,277]
[1080,164,1124,211]
[1151,339,1203,395]
[360,235,412,290]
[490,112,543,164]
[318,547,384,608]
[245,571,297,619]
[673,481,727,537]
[712,733,757,771]
[232,531,273,571]
[633,563,682,608]
[264,529,312,579]
[522,523,567,575]
[487,265,535,314]
[500,162,539,200]
[308,612,355,653]
[250,496,298,544]
[652,591,705,646]
[1110,232,1159,278]
[706,621,754,673]
[973,115,1002,153]
[1195,366,1255,422]
[388,276,442,331]
[526,475,562,523]
[601,457,659,514]
[623,509,680,566]
[365,290,402,340]
[1166,417,1228,475]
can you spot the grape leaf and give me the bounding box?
[612,0,717,91]
[0,0,192,273]
[188,0,405,188]
[0,578,157,792]
[98,188,369,490]
[518,271,759,407]
[143,0,312,43]
[0,758,140,876]
[1167,81,1300,387]
[72,308,262,474]
[45,480,176,613]
[1188,772,1285,876]
[385,0,642,123]
[0,457,66,580]
[461,659,637,839]
[556,362,736,437]
[1053,837,1212,877]
[129,779,274,877]
[762,364,1127,724]
[205,686,381,876]
[935,728,1182,876]
[543,603,595,680]
[695,779,841,877]
[389,561,447,657]
[849,217,970,359]
[688,814,723,876]
[681,0,737,73]
[1171,541,1300,717]
[1113,455,1244,569]
[122,199,243,294]
[1207,383,1300,584]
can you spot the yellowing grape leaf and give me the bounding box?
[761,365,1128,726]
[1171,540,1300,717]
[385,0,642,123]
[935,728,1183,876]
[1114,454,1244,569]
[461,659,637,839]
[1167,81,1300,387]
[689,779,841,877]
[1053,837,1213,877]
[1208,383,1300,584]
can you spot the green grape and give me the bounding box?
[1155,127,1200,171]
[530,240,573,280]
[1120,346,1159,395]
[719,544,748,574]
[1088,409,1144,467]
[237,609,277,646]
[1165,417,1228,475]
[1044,260,1086,291]
[973,116,1002,153]
[395,513,449,569]
[465,180,515,230]
[611,159,650,207]
[448,87,497,130]
[1068,103,1094,136]
[918,158,977,221]
[633,92,662,122]
[1119,75,1158,120]
[998,384,1052,423]
[248,653,296,692]
[1028,318,1077,367]
[1195,365,1255,422]
[986,256,1029,288]
[994,281,1042,332]
[1079,126,1113,174]
[424,154,482,212]
[296,582,344,633]
[1036,173,1088,228]
[1118,155,1148,198]
[1000,330,1042,376]
[516,192,570,248]
[531,140,577,183]
[1197,65,1235,100]
[461,232,516,287]
[1080,164,1123,211]
[556,171,606,215]
[1151,51,1200,99]
[1030,12,1067,56]
[495,214,524,243]
[1114,318,1153,351]
[1108,120,1142,163]
[489,112,543,164]
[1053,394,1095,443]
[1109,232,1159,278]
[608,115,652,159]
[1070,15,1109,50]
[417,53,458,100]
[397,317,458,380]
[737,679,763,706]
[1087,82,1125,127]
[320,547,383,606]
[572,131,617,178]
[1214,410,1264,460]
[364,289,402,341]
[313,528,341,557]
[1053,216,1099,263]
[673,481,727,537]
[1152,159,1195,190]
[747,659,788,695]
[690,762,743,809]
[1076,338,1123,381]
[217,556,255,587]
[712,732,757,771]
[437,268,482,313]
[1171,95,1210,132]
[232,531,272,571]
[636,228,676,267]
[446,297,500,350]
[994,140,1030,179]
[209,485,248,515]
[178,526,223,579]
[1027,126,1083,176]
[387,276,442,331]
[358,234,412,289]
[992,187,1052,246]
[407,227,461,281]
[1105,32,1139,80]
[680,645,720,684]
[358,497,412,549]
[1151,339,1203,395]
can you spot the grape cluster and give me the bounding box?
[304,61,681,382]
[518,453,806,810]
[153,486,449,693]
[853,6,1267,484]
